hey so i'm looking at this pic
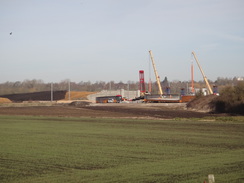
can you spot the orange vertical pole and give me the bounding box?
[191,61,195,93]
[148,78,152,93]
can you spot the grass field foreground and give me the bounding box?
[0,115,243,183]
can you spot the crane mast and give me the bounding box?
[149,50,163,96]
[192,51,213,95]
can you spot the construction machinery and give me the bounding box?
[139,70,146,96]
[192,51,213,95]
[149,50,163,96]
[96,95,123,103]
[191,60,195,94]
[144,51,182,103]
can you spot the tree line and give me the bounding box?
[0,77,242,95]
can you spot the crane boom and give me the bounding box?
[192,51,213,95]
[149,50,163,96]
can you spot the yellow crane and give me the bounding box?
[149,50,163,96]
[192,51,213,95]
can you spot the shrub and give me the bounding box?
[214,81,244,114]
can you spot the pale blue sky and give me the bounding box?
[1,0,244,83]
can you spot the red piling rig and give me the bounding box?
[139,70,146,93]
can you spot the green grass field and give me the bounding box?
[0,115,243,183]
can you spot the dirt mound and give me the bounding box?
[187,95,218,112]
[64,91,96,100]
[0,97,12,103]
[69,101,91,107]
[0,91,67,102]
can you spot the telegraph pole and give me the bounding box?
[68,80,71,101]
[51,82,53,102]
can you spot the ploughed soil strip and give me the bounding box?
[86,105,215,119]
[0,105,216,119]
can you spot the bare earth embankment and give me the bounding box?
[0,91,237,119]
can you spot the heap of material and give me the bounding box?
[64,91,96,100]
[0,97,12,103]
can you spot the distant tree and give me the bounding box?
[161,77,169,93]
[0,77,242,95]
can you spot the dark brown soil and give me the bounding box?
[0,91,66,102]
[0,91,236,119]
[187,95,218,112]
[0,104,218,119]
[87,105,215,119]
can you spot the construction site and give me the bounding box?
[1,51,218,103]
[0,51,243,183]
[93,50,218,104]
[1,50,238,118]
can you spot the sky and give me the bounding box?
[1,0,244,83]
